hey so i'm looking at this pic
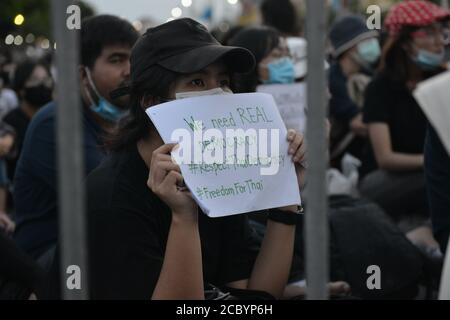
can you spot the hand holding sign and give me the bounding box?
[146,93,302,217]
[146,142,198,220]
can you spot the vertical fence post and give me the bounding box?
[439,235,450,300]
[51,0,88,300]
[305,0,329,300]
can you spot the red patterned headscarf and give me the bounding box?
[384,0,450,36]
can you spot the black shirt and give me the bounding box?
[361,73,427,175]
[87,145,259,299]
[3,107,30,180]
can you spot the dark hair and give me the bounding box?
[229,26,280,93]
[378,26,443,84]
[12,60,50,92]
[221,25,244,45]
[105,65,179,152]
[81,15,139,68]
[261,0,300,36]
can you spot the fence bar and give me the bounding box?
[305,0,329,300]
[51,0,88,299]
[439,235,450,299]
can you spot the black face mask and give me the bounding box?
[24,84,53,107]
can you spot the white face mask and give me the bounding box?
[175,87,232,100]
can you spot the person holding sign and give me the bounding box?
[86,18,306,300]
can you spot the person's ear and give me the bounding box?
[79,66,89,86]
[140,95,157,109]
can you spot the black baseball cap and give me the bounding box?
[111,18,255,99]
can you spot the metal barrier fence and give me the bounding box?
[51,0,89,300]
[305,0,329,300]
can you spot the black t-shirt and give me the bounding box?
[87,145,260,299]
[361,73,427,175]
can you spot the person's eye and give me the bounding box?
[109,57,123,64]
[190,79,205,87]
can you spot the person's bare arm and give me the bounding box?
[0,210,15,234]
[146,143,204,300]
[0,133,14,155]
[246,211,296,299]
[350,113,368,137]
[152,210,204,300]
[368,123,423,171]
[226,210,297,300]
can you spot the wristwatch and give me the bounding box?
[267,206,303,225]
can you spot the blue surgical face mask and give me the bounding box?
[357,38,381,64]
[85,68,127,122]
[412,48,445,71]
[263,57,296,84]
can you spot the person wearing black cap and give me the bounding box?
[328,15,380,165]
[85,18,307,300]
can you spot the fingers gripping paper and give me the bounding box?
[146,93,301,217]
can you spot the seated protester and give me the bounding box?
[425,124,450,253]
[86,18,305,300]
[4,60,54,182]
[328,16,381,167]
[13,15,139,261]
[360,1,450,251]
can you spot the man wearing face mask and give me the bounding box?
[328,15,381,166]
[3,61,54,182]
[13,15,139,262]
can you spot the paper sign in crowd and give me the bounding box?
[146,92,301,217]
[257,83,307,134]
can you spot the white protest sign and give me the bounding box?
[146,93,301,218]
[414,70,450,157]
[257,83,306,133]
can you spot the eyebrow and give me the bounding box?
[107,52,130,59]
[182,68,230,78]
